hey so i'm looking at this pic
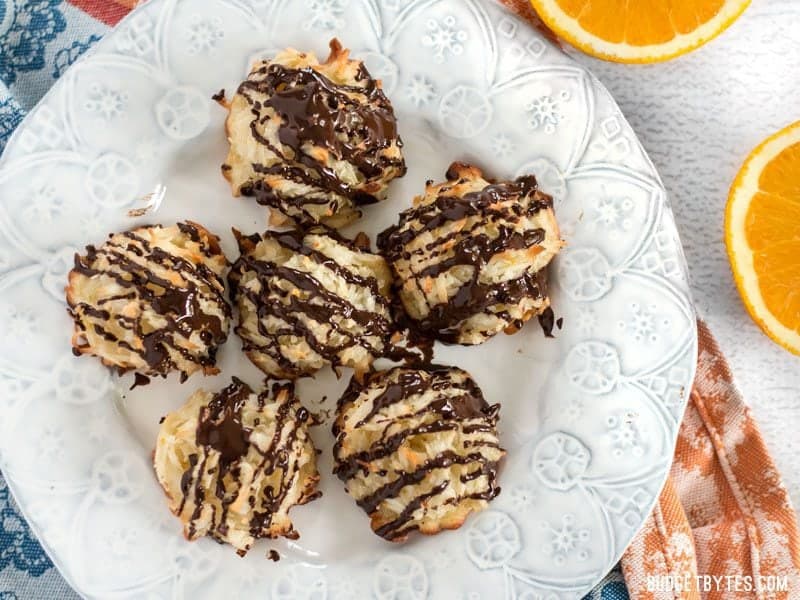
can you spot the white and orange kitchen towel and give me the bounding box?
[619,321,800,598]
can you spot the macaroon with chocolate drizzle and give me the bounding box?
[220,39,406,228]
[66,222,231,383]
[154,377,321,555]
[228,227,394,380]
[378,162,564,346]
[333,365,504,542]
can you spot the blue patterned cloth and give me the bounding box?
[0,0,106,152]
[2,4,108,596]
[0,1,631,598]
[583,568,630,600]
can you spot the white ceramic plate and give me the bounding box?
[0,0,697,598]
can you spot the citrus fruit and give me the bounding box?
[529,0,751,63]
[726,121,800,355]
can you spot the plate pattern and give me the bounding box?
[0,0,696,598]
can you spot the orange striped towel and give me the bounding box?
[621,321,800,598]
[65,0,138,26]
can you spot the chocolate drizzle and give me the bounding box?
[377,164,556,345]
[230,40,406,225]
[196,378,252,464]
[229,228,394,379]
[131,373,150,389]
[67,222,231,380]
[333,366,504,542]
[171,378,320,553]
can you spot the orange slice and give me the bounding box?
[529,0,751,63]
[726,121,800,355]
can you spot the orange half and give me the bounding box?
[726,121,800,355]
[530,0,751,63]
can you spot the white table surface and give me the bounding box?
[565,0,800,514]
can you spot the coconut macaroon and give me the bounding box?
[377,162,564,345]
[228,228,394,379]
[333,366,504,542]
[66,222,231,382]
[221,39,407,228]
[154,377,320,554]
